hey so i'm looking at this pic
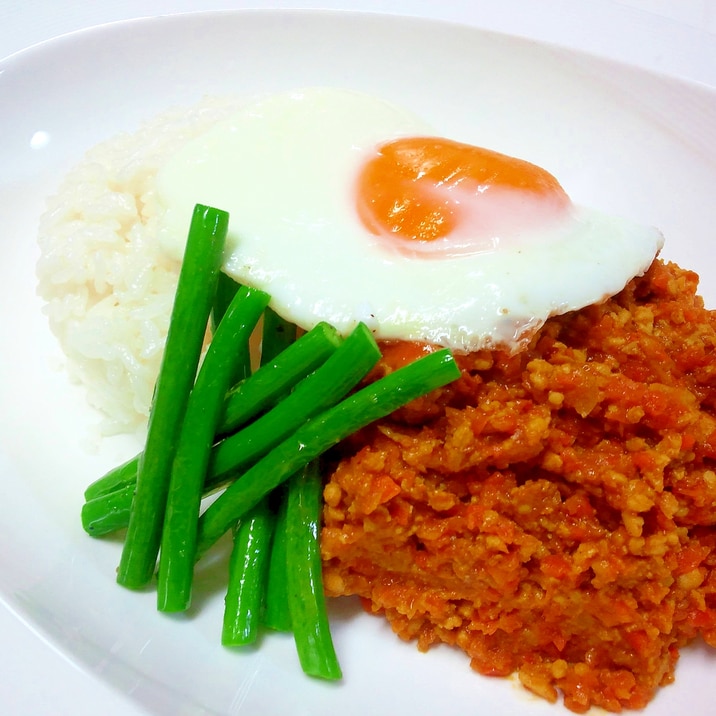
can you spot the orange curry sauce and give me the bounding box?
[320,260,716,712]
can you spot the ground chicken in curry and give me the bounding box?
[321,259,716,713]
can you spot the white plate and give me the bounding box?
[2,9,716,716]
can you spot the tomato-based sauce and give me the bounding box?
[321,259,716,712]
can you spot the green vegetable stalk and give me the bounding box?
[116,204,229,590]
[157,283,270,612]
[285,459,342,679]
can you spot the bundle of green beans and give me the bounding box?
[82,203,462,681]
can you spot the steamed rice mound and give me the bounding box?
[321,260,716,712]
[36,96,244,433]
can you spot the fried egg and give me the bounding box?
[156,87,663,352]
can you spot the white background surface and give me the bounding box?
[1,2,714,715]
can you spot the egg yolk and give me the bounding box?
[356,137,571,254]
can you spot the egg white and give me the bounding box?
[156,87,664,352]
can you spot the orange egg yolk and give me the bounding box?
[355,137,571,255]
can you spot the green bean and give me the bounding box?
[261,488,292,632]
[84,455,139,501]
[221,308,295,643]
[221,499,275,646]
[83,322,341,503]
[157,284,270,612]
[81,454,244,537]
[285,460,341,679]
[257,314,310,636]
[81,483,134,536]
[218,321,339,436]
[208,321,380,485]
[211,271,242,333]
[195,347,461,557]
[117,204,229,590]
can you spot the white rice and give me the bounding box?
[36,96,245,434]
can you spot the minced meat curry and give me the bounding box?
[321,259,716,712]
